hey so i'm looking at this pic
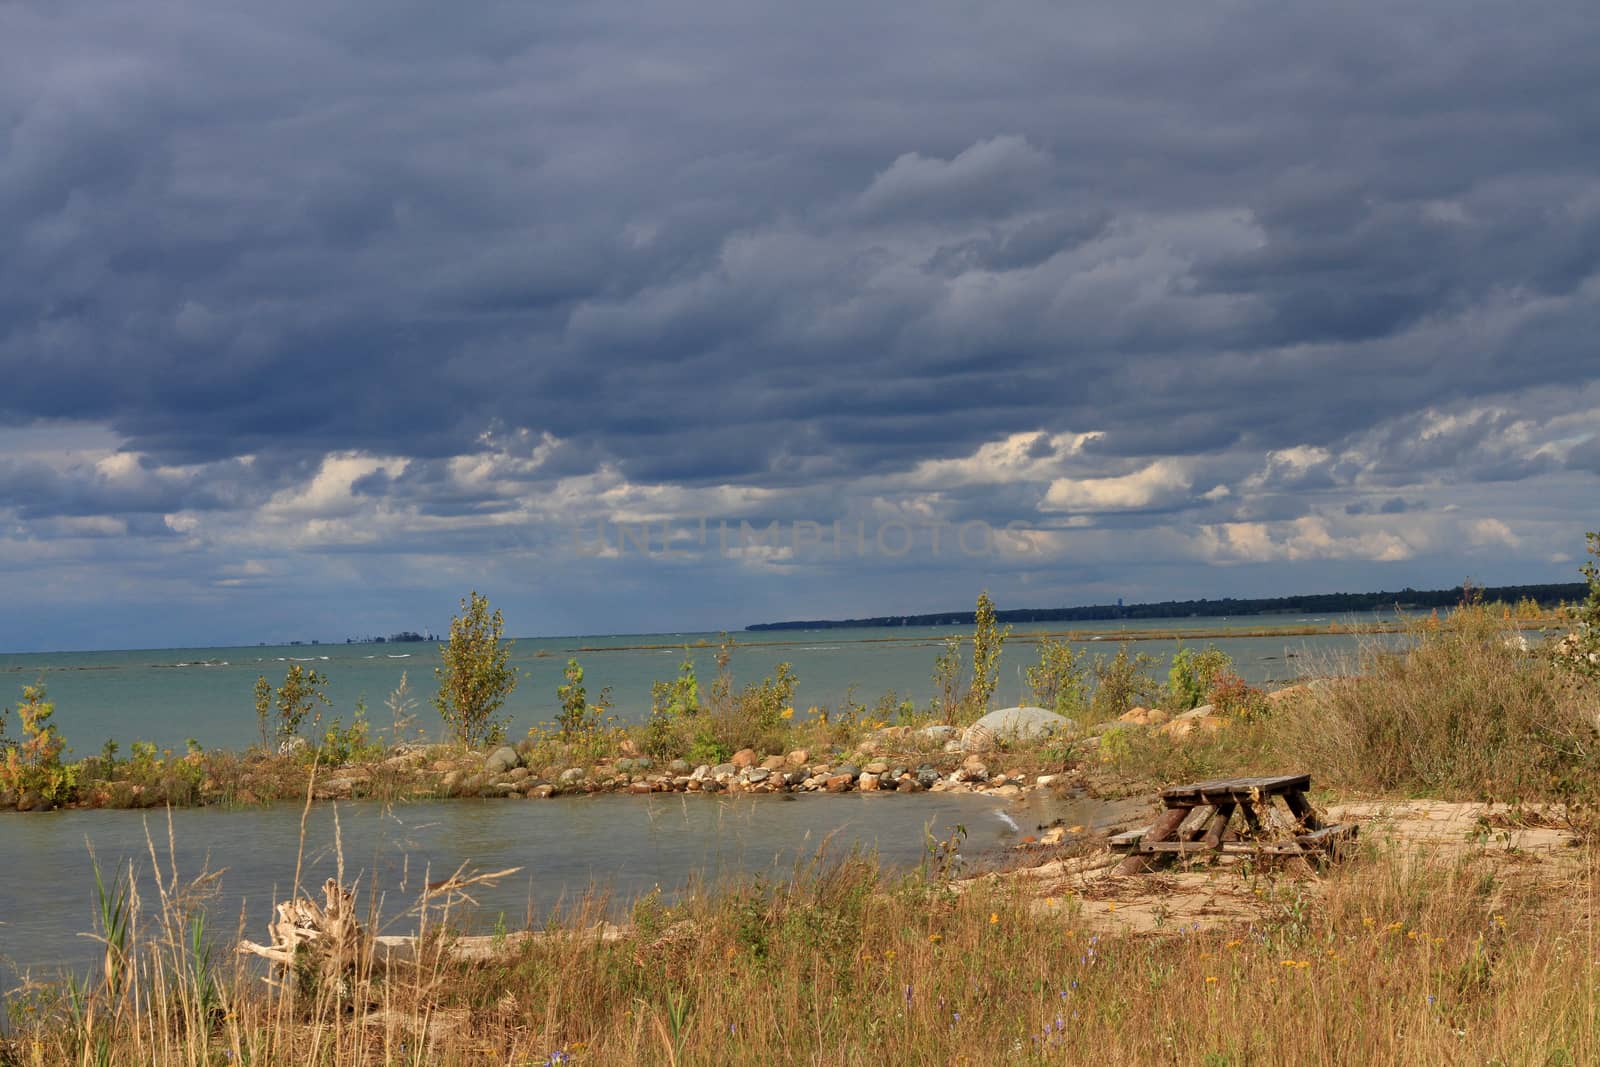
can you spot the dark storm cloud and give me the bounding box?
[2,0,1597,488]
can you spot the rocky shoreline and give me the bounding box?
[3,695,1297,812]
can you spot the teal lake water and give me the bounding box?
[0,614,1396,984]
[0,616,1388,753]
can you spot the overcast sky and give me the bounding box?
[2,0,1598,650]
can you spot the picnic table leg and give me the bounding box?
[1200,802,1235,850]
[1114,805,1191,875]
[1283,790,1324,831]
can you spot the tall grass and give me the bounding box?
[1273,605,1600,806]
[5,828,1597,1065]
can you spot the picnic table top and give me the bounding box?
[1158,774,1311,804]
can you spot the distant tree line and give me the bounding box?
[744,582,1591,631]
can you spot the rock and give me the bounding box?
[916,766,941,789]
[507,767,531,783]
[863,761,889,775]
[317,777,359,800]
[527,784,556,799]
[668,759,692,775]
[689,764,712,782]
[918,724,959,744]
[1119,706,1151,724]
[712,763,737,779]
[1161,714,1226,740]
[786,749,809,766]
[1266,685,1310,705]
[746,768,772,784]
[1173,704,1215,721]
[1146,709,1170,725]
[16,790,48,812]
[440,770,465,794]
[628,781,654,795]
[731,748,759,769]
[1039,826,1067,846]
[956,762,989,783]
[760,755,787,771]
[992,784,1022,797]
[1034,773,1059,787]
[858,772,880,792]
[485,746,522,776]
[961,706,1075,752]
[617,737,641,758]
[824,774,853,792]
[835,763,861,781]
[896,776,920,793]
[558,767,587,785]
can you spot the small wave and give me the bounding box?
[992,809,1020,833]
[386,653,411,659]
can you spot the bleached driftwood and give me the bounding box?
[238,878,370,989]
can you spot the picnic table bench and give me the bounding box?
[1110,774,1356,874]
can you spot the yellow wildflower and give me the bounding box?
[989,912,1000,925]
[1205,976,1219,984]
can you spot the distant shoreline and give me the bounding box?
[745,581,1586,631]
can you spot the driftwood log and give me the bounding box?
[238,879,370,991]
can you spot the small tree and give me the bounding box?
[556,657,608,741]
[1089,643,1159,721]
[1,681,71,803]
[1581,532,1600,630]
[931,635,963,723]
[1572,531,1600,680]
[1161,644,1233,711]
[968,591,1011,715]
[1026,638,1090,715]
[254,666,330,749]
[643,654,700,758]
[434,590,518,747]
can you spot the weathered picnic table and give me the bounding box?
[1110,774,1356,874]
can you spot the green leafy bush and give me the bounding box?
[253,665,330,749]
[434,590,518,747]
[1161,644,1233,711]
[1025,638,1089,715]
[1,681,75,805]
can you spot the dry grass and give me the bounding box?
[4,797,1598,1066]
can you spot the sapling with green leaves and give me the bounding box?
[434,590,519,747]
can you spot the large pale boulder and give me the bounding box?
[961,706,1076,751]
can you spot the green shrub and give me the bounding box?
[1088,644,1159,721]
[253,665,330,749]
[434,590,518,747]
[1025,638,1089,715]
[643,653,701,759]
[968,591,1010,715]
[1,681,75,805]
[1161,644,1232,711]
